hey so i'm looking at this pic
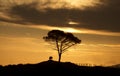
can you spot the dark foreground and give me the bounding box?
[0,60,120,76]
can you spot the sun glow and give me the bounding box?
[62,28,81,33]
[65,0,100,8]
[28,25,120,36]
[68,21,79,25]
[29,25,82,33]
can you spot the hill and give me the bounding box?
[0,60,120,76]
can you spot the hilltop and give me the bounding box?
[0,60,120,76]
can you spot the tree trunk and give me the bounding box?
[58,53,62,62]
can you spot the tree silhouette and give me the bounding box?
[43,30,81,62]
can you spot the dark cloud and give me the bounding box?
[1,2,69,26]
[0,0,120,32]
[77,0,120,32]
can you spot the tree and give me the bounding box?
[43,30,81,62]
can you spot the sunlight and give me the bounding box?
[28,25,120,36]
[29,25,82,33]
[62,28,81,33]
[65,0,100,8]
[68,21,79,25]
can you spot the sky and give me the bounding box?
[0,0,120,66]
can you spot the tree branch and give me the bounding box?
[62,41,72,49]
[62,43,76,53]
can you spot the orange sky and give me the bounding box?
[0,0,120,66]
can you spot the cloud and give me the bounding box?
[80,43,120,48]
[29,25,120,36]
[0,0,100,9]
[0,0,120,34]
